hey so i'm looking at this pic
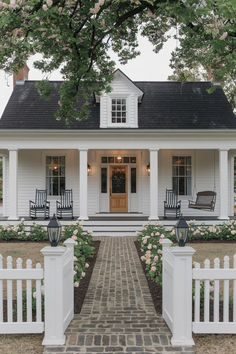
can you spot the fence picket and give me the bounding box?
[35,263,42,323]
[7,256,13,322]
[223,256,229,322]
[26,259,32,322]
[214,258,220,322]
[204,259,210,322]
[234,255,236,322]
[16,258,23,322]
[194,262,200,322]
[0,254,3,322]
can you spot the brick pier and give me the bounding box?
[44,237,194,353]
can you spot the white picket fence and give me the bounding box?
[0,255,44,334]
[0,238,75,345]
[193,255,236,333]
[162,238,236,346]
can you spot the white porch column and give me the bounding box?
[149,149,159,220]
[218,149,229,220]
[79,149,88,220]
[8,149,19,220]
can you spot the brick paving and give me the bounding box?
[44,237,195,354]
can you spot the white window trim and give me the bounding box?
[107,94,131,128]
[42,151,67,198]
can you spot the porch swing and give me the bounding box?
[188,151,217,212]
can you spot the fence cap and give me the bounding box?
[63,238,76,247]
[161,238,173,247]
[171,246,196,256]
[40,245,66,256]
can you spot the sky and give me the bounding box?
[0,35,176,117]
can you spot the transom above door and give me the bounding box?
[110,165,128,212]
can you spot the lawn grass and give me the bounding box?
[191,242,236,266]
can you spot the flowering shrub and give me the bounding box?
[137,223,172,285]
[61,221,94,287]
[173,219,236,241]
[0,220,26,240]
[138,220,236,285]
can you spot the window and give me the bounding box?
[131,168,136,193]
[101,167,107,193]
[101,156,136,164]
[46,156,65,196]
[111,98,126,123]
[172,156,191,196]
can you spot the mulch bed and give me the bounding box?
[74,240,100,314]
[134,240,162,314]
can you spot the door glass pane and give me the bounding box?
[101,168,107,193]
[112,167,126,193]
[131,168,136,193]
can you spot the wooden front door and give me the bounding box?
[110,165,128,212]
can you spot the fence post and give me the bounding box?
[41,244,66,345]
[63,238,75,323]
[171,246,195,346]
[162,238,173,318]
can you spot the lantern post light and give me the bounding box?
[175,215,189,247]
[146,163,150,176]
[47,214,61,247]
[87,164,91,175]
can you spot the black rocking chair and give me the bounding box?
[164,189,181,218]
[29,189,50,219]
[56,189,73,219]
[188,191,216,211]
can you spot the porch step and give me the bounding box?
[83,225,143,236]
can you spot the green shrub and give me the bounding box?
[62,221,95,287]
[29,223,48,241]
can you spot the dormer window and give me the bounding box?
[111,98,126,124]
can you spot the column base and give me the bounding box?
[217,216,229,220]
[78,216,89,221]
[42,334,65,346]
[171,337,195,346]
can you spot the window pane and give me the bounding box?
[101,156,107,163]
[130,157,136,163]
[131,168,136,193]
[178,177,185,195]
[108,156,114,163]
[123,157,129,163]
[101,168,107,193]
[60,177,65,194]
[172,177,178,194]
[112,167,126,193]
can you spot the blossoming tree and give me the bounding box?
[0,0,235,122]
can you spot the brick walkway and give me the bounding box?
[44,237,195,354]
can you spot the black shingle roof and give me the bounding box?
[0,80,235,130]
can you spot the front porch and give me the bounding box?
[0,142,235,224]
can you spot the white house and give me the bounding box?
[0,67,236,234]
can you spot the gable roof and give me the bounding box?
[0,80,235,130]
